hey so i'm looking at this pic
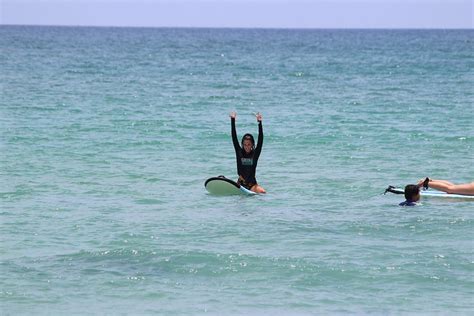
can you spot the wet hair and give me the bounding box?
[241,133,255,150]
[404,184,420,201]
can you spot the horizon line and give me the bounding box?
[2,23,473,31]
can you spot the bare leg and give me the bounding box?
[419,178,455,187]
[429,181,474,195]
[431,179,456,186]
[251,184,266,194]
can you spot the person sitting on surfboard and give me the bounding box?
[399,184,420,206]
[417,178,474,195]
[230,111,266,194]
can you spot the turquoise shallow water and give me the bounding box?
[1,26,473,314]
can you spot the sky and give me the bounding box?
[1,0,473,29]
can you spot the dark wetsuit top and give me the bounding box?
[231,118,263,189]
[399,200,418,206]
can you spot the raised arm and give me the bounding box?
[254,113,263,158]
[230,112,240,152]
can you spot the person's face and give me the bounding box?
[243,139,253,153]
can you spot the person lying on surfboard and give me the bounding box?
[417,178,474,195]
[230,111,266,194]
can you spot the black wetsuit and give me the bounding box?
[231,118,263,189]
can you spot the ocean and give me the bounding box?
[1,26,473,314]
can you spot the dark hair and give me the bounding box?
[241,133,255,148]
[404,184,420,201]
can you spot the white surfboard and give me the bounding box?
[385,186,474,199]
[205,176,256,196]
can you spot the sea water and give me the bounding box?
[1,26,473,314]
